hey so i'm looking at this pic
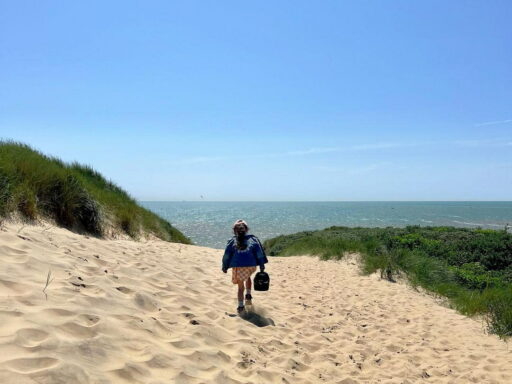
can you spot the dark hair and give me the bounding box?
[234,230,248,250]
[233,219,249,250]
[235,237,248,250]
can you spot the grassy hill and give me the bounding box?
[0,141,191,244]
[264,225,512,338]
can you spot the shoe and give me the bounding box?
[237,305,245,314]
[245,293,253,305]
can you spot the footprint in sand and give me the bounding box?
[5,357,59,374]
[39,308,75,318]
[0,310,24,337]
[76,314,101,327]
[15,328,50,348]
[134,292,158,312]
[144,354,175,369]
[0,245,29,263]
[110,362,150,383]
[0,279,32,296]
[173,371,203,384]
[169,338,201,349]
[58,321,97,339]
[115,286,134,295]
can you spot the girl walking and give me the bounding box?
[222,220,268,313]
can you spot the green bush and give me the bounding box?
[452,262,504,290]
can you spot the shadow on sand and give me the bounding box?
[240,306,275,327]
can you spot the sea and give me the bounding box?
[140,201,512,249]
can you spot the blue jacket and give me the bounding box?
[222,234,268,270]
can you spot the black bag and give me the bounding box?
[254,271,270,291]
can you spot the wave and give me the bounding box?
[452,220,504,228]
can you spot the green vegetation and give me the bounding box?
[264,226,512,338]
[0,141,191,244]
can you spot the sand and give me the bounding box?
[0,222,511,384]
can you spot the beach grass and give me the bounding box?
[0,140,191,243]
[264,225,512,338]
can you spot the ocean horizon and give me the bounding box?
[141,201,512,249]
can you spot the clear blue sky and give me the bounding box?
[1,1,511,201]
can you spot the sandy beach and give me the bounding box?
[0,222,511,384]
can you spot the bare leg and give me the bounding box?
[245,277,253,304]
[237,281,245,304]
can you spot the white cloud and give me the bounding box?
[454,138,512,147]
[169,141,417,165]
[285,142,411,156]
[285,147,341,156]
[350,142,405,151]
[169,156,228,165]
[475,119,512,127]
[348,162,393,175]
[310,162,395,175]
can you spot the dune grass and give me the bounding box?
[264,226,512,339]
[0,140,190,243]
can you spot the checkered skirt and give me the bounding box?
[231,266,257,284]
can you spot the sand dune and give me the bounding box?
[0,223,511,384]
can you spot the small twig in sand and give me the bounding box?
[17,224,26,234]
[43,269,55,300]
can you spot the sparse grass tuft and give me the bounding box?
[42,269,54,300]
[485,289,512,339]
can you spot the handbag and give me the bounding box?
[254,271,270,291]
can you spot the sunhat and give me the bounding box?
[232,219,249,231]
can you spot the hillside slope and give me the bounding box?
[0,141,190,243]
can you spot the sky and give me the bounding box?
[1,1,511,201]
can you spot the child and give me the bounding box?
[222,219,268,313]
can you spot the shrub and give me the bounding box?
[452,262,503,290]
[485,289,512,339]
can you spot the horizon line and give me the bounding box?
[139,200,512,203]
